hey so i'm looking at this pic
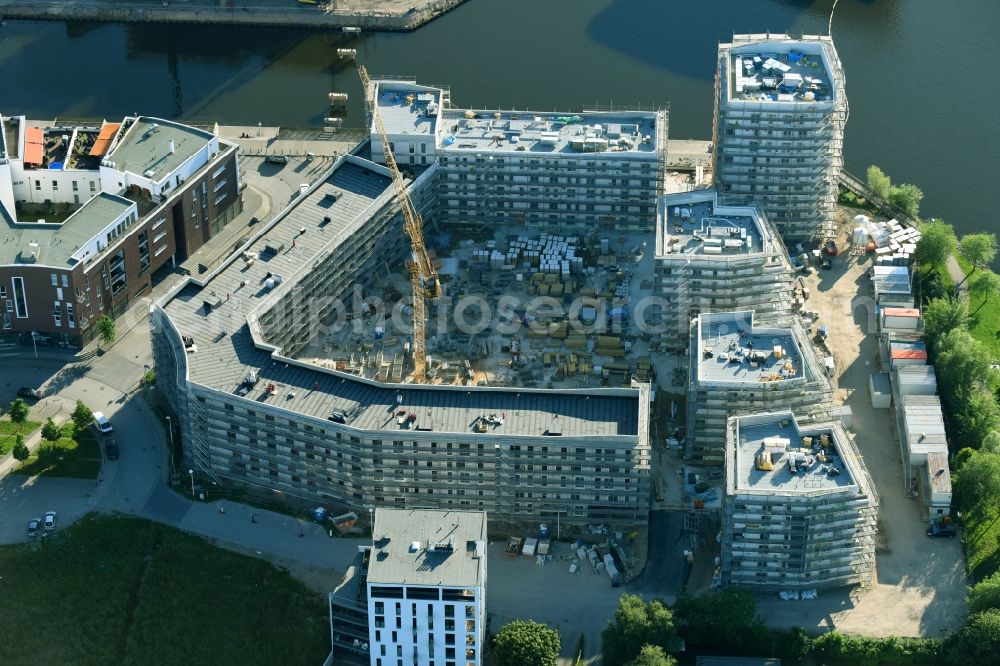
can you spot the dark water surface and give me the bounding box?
[1,0,997,233]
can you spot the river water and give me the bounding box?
[0,0,997,234]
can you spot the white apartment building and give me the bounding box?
[713,34,847,242]
[367,78,667,233]
[687,311,833,463]
[655,190,793,345]
[722,411,878,590]
[366,508,487,666]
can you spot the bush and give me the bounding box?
[811,632,942,665]
[943,609,1000,665]
[12,435,29,462]
[968,571,1000,615]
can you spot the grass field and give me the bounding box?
[13,424,102,479]
[0,514,330,666]
[0,418,41,456]
[955,257,1000,360]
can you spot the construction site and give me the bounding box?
[294,227,672,390]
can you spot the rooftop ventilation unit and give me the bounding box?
[409,541,421,553]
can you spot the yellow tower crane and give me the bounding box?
[358,65,440,383]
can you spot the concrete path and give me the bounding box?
[946,255,969,298]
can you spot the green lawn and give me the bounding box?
[0,418,41,456]
[965,500,1000,581]
[13,425,102,479]
[956,257,1000,360]
[0,515,330,666]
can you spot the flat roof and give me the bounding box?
[925,451,952,495]
[890,339,927,360]
[696,311,806,385]
[107,117,214,179]
[23,126,43,166]
[0,192,133,267]
[90,121,121,157]
[733,412,857,493]
[722,35,838,105]
[367,508,487,588]
[373,81,440,137]
[900,395,947,459]
[870,371,891,396]
[658,191,768,258]
[439,108,660,155]
[160,156,641,439]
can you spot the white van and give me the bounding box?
[92,411,113,434]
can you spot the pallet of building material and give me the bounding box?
[550,284,564,297]
[596,335,621,347]
[565,336,588,349]
[527,329,548,340]
[549,322,568,339]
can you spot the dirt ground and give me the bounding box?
[755,208,965,637]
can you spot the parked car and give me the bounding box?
[43,511,57,531]
[27,517,41,538]
[927,524,957,538]
[265,154,288,165]
[92,411,113,434]
[105,439,120,461]
[17,387,43,401]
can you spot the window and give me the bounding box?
[213,164,227,178]
[90,181,96,192]
[152,217,166,231]
[51,273,58,286]
[35,180,41,191]
[11,277,28,318]
[214,192,227,205]
[52,180,58,191]
[72,180,79,191]
[214,179,227,192]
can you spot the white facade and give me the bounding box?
[367,587,484,666]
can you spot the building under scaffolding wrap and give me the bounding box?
[713,34,848,243]
[365,77,668,234]
[722,411,878,591]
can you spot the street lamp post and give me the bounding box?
[188,468,195,497]
[31,332,37,359]
[165,416,176,477]
[257,122,262,138]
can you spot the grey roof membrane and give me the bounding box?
[162,158,640,439]
[108,117,214,180]
[367,508,487,588]
[0,192,134,267]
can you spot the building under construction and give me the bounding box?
[654,190,794,344]
[151,153,651,526]
[369,78,667,233]
[687,311,833,464]
[721,411,878,591]
[713,34,847,242]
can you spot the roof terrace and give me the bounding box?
[696,311,805,385]
[438,109,660,155]
[373,81,441,137]
[657,191,770,258]
[723,36,837,105]
[733,412,857,494]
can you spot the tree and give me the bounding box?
[36,442,57,466]
[492,620,560,666]
[12,434,29,462]
[866,165,891,200]
[935,329,992,401]
[950,387,1000,452]
[626,644,677,666]
[982,432,1000,454]
[968,571,1000,616]
[953,447,977,470]
[959,233,998,276]
[954,451,1000,510]
[41,418,61,442]
[143,368,156,386]
[7,397,29,424]
[969,270,1000,313]
[887,183,924,218]
[922,297,969,349]
[71,400,93,431]
[97,314,116,349]
[914,219,958,269]
[673,590,768,654]
[603,594,679,666]
[944,609,1000,665]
